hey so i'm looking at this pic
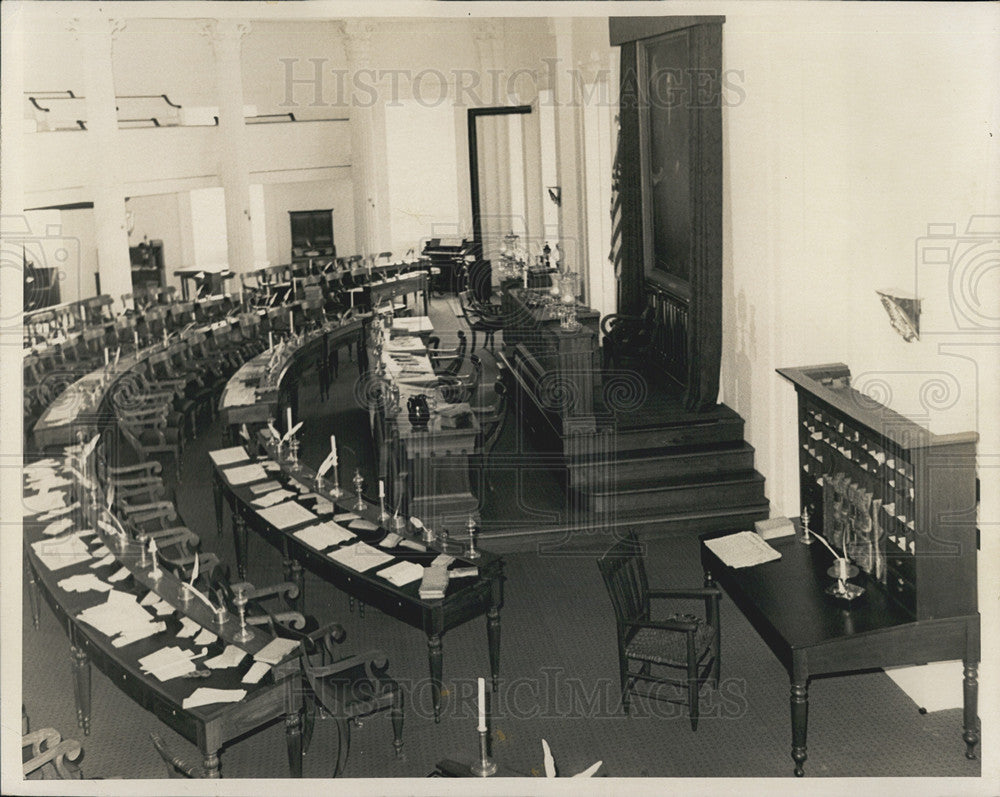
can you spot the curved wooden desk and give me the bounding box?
[212,439,504,724]
[23,460,306,778]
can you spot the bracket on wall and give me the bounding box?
[876,288,921,342]
[547,186,561,206]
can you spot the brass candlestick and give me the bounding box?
[329,464,343,499]
[466,515,481,560]
[233,585,254,643]
[470,730,497,777]
[352,469,366,512]
[799,506,814,545]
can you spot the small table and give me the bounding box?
[700,526,979,776]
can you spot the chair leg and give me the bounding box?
[391,690,404,758]
[688,658,700,731]
[470,329,478,353]
[619,651,631,715]
[333,717,350,777]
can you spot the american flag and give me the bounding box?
[608,114,623,282]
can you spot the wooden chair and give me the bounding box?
[596,531,721,730]
[437,353,483,405]
[299,623,404,776]
[117,410,182,481]
[23,728,83,780]
[600,306,656,372]
[458,289,503,352]
[470,364,509,495]
[427,330,467,379]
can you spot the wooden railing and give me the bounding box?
[645,281,689,387]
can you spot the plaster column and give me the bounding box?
[341,20,384,257]
[204,19,254,276]
[74,15,132,310]
[550,19,588,283]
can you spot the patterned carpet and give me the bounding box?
[20,299,983,784]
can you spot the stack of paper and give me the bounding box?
[205,644,247,670]
[326,542,395,572]
[252,489,295,508]
[42,517,74,537]
[209,447,250,467]
[139,646,203,681]
[378,560,425,587]
[249,480,282,495]
[23,491,68,517]
[418,565,449,599]
[293,522,355,551]
[77,589,166,646]
[222,462,269,486]
[58,573,112,593]
[31,533,92,571]
[704,531,782,569]
[253,637,299,665]
[256,501,317,530]
[183,687,247,709]
[140,591,176,616]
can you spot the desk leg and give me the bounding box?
[70,643,91,735]
[233,514,249,580]
[203,751,221,778]
[963,661,979,759]
[285,705,304,777]
[428,633,443,723]
[25,558,40,630]
[487,607,501,693]
[289,559,305,615]
[212,475,223,538]
[790,680,808,777]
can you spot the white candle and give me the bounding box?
[378,479,385,498]
[268,331,274,349]
[477,677,486,732]
[330,435,338,466]
[133,330,139,348]
[286,406,293,434]
[289,311,295,337]
[104,347,109,365]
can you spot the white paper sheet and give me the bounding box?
[42,517,74,537]
[326,542,395,573]
[222,462,269,486]
[292,522,355,551]
[31,534,92,572]
[177,616,200,638]
[256,501,317,530]
[377,560,425,587]
[252,489,296,508]
[205,644,247,670]
[209,446,250,467]
[253,637,299,665]
[242,661,271,685]
[182,687,247,709]
[194,628,218,646]
[58,573,113,593]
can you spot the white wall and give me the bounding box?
[720,6,998,518]
[261,178,356,265]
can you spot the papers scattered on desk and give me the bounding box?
[23,490,68,517]
[326,542,395,572]
[194,628,218,647]
[252,488,296,508]
[242,661,271,684]
[334,512,360,522]
[38,501,81,522]
[31,533,92,572]
[418,565,449,599]
[253,637,299,665]
[108,566,130,583]
[379,532,402,548]
[209,446,250,467]
[262,461,281,472]
[29,473,72,491]
[177,616,200,638]
[77,589,165,647]
[205,644,247,670]
[386,332,426,349]
[42,517,74,537]
[398,539,427,552]
[312,498,334,515]
[249,480,282,495]
[704,531,782,569]
[293,522,355,551]
[222,462,269,486]
[256,501,317,530]
[89,553,115,570]
[348,519,378,532]
[58,573,112,593]
[378,560,425,587]
[183,687,247,709]
[223,383,258,408]
[140,591,174,616]
[140,646,201,682]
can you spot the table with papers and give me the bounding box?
[212,440,504,722]
[22,457,310,778]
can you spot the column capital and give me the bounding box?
[198,19,252,48]
[67,15,126,40]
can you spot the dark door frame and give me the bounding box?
[466,105,532,264]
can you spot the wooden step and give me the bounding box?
[478,502,771,554]
[599,413,746,454]
[568,442,757,490]
[577,470,767,515]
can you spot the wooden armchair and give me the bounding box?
[115,498,214,579]
[437,353,483,405]
[459,288,505,352]
[298,623,404,776]
[470,365,509,496]
[597,531,721,730]
[117,410,182,481]
[23,728,83,779]
[427,330,467,379]
[600,306,655,372]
